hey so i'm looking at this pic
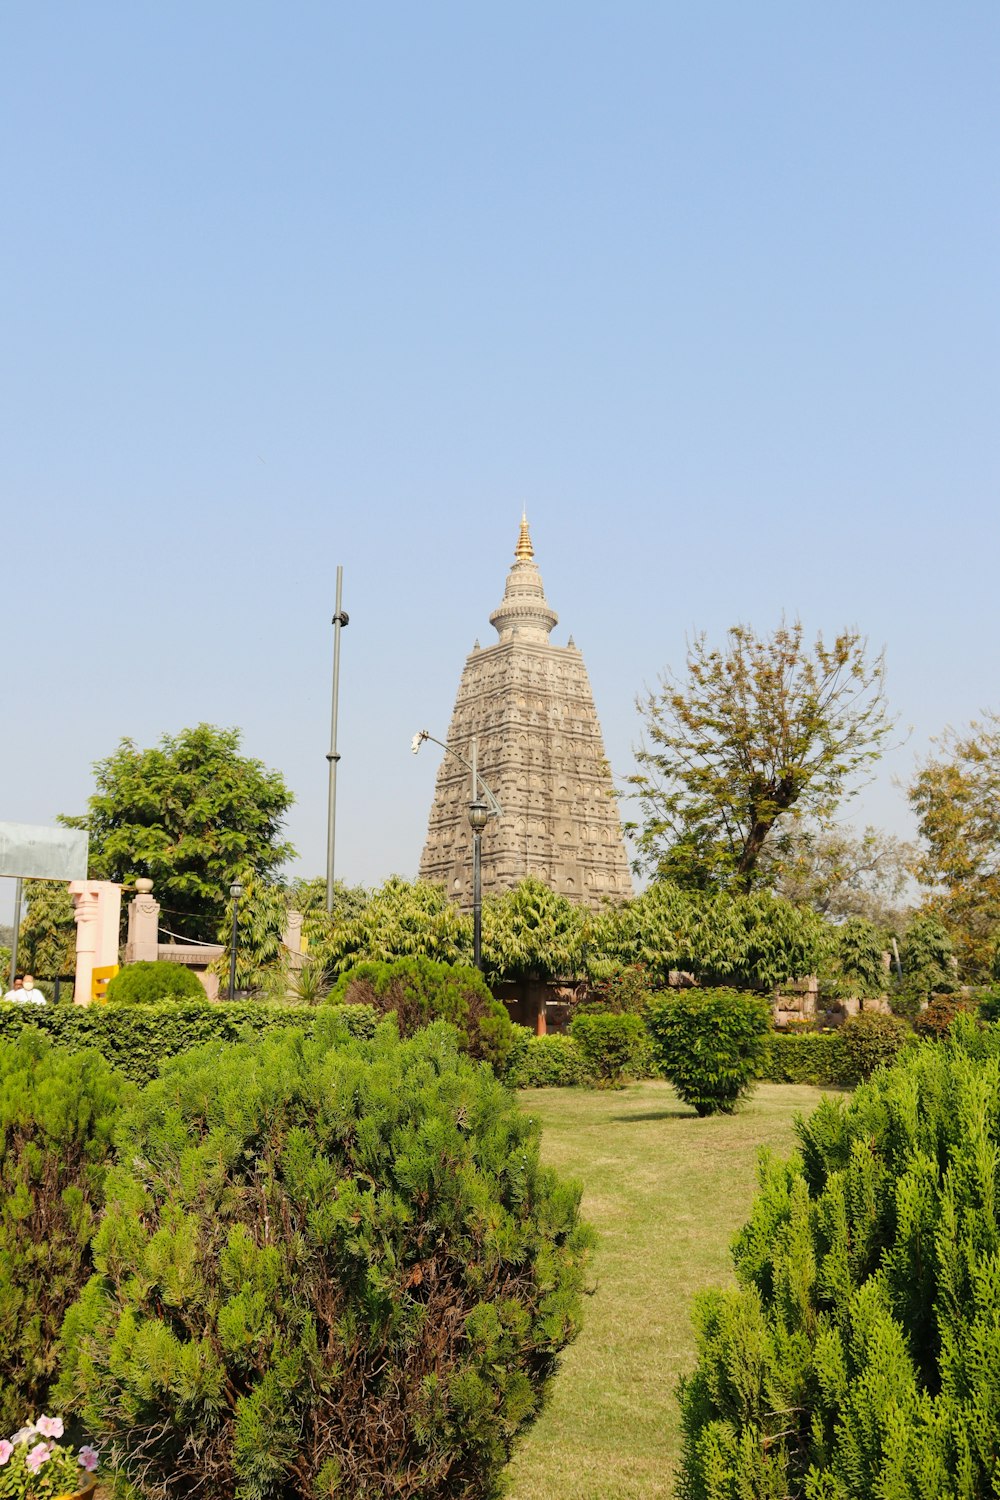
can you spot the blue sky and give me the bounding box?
[3,3,997,912]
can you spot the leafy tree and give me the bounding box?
[17,880,77,978]
[771,822,915,929]
[890,911,958,1019]
[818,915,888,1000]
[312,876,472,978]
[482,877,586,982]
[590,882,830,991]
[909,713,1000,978]
[62,723,294,941]
[213,871,292,995]
[629,621,893,891]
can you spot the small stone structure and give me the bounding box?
[419,517,633,910]
[123,879,225,998]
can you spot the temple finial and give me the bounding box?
[515,512,534,561]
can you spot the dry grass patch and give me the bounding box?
[504,1079,832,1500]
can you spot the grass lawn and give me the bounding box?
[504,1079,833,1500]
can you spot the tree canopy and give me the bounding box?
[770,822,915,929]
[628,621,893,891]
[909,713,1000,979]
[62,723,295,940]
[17,881,78,978]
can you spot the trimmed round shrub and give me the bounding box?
[0,1034,131,1429]
[329,956,514,1071]
[840,1008,912,1079]
[104,959,205,1006]
[678,1031,1000,1499]
[57,1022,593,1499]
[569,1010,651,1088]
[645,988,771,1116]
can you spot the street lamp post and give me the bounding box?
[468,799,489,969]
[412,730,502,973]
[228,881,243,1001]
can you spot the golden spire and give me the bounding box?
[514,511,534,561]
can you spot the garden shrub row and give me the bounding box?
[0,999,378,1084]
[758,1030,854,1086]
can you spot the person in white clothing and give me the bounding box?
[4,974,45,1004]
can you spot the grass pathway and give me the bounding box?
[504,1080,831,1500]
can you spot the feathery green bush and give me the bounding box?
[0,1034,131,1429]
[104,959,205,1006]
[645,989,771,1116]
[57,1021,593,1500]
[678,1025,1000,1499]
[329,956,514,1071]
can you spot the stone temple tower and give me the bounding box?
[418,517,633,911]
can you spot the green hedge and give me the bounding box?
[758,1030,854,1086]
[504,1030,592,1088]
[0,1000,378,1084]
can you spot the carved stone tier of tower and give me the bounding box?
[419,518,633,911]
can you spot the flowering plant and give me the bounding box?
[0,1417,98,1499]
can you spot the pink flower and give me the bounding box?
[36,1415,64,1439]
[0,1440,12,1465]
[26,1442,51,1473]
[78,1446,100,1473]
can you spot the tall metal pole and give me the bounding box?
[9,878,21,986]
[469,736,483,971]
[326,567,349,913]
[473,827,483,970]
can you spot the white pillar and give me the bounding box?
[68,881,122,1005]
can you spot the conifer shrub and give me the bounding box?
[678,1030,1000,1499]
[104,959,205,1005]
[329,956,514,1071]
[568,1010,651,1087]
[839,1008,912,1079]
[503,1031,591,1088]
[0,999,377,1084]
[0,1034,131,1430]
[645,988,771,1115]
[57,1022,592,1499]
